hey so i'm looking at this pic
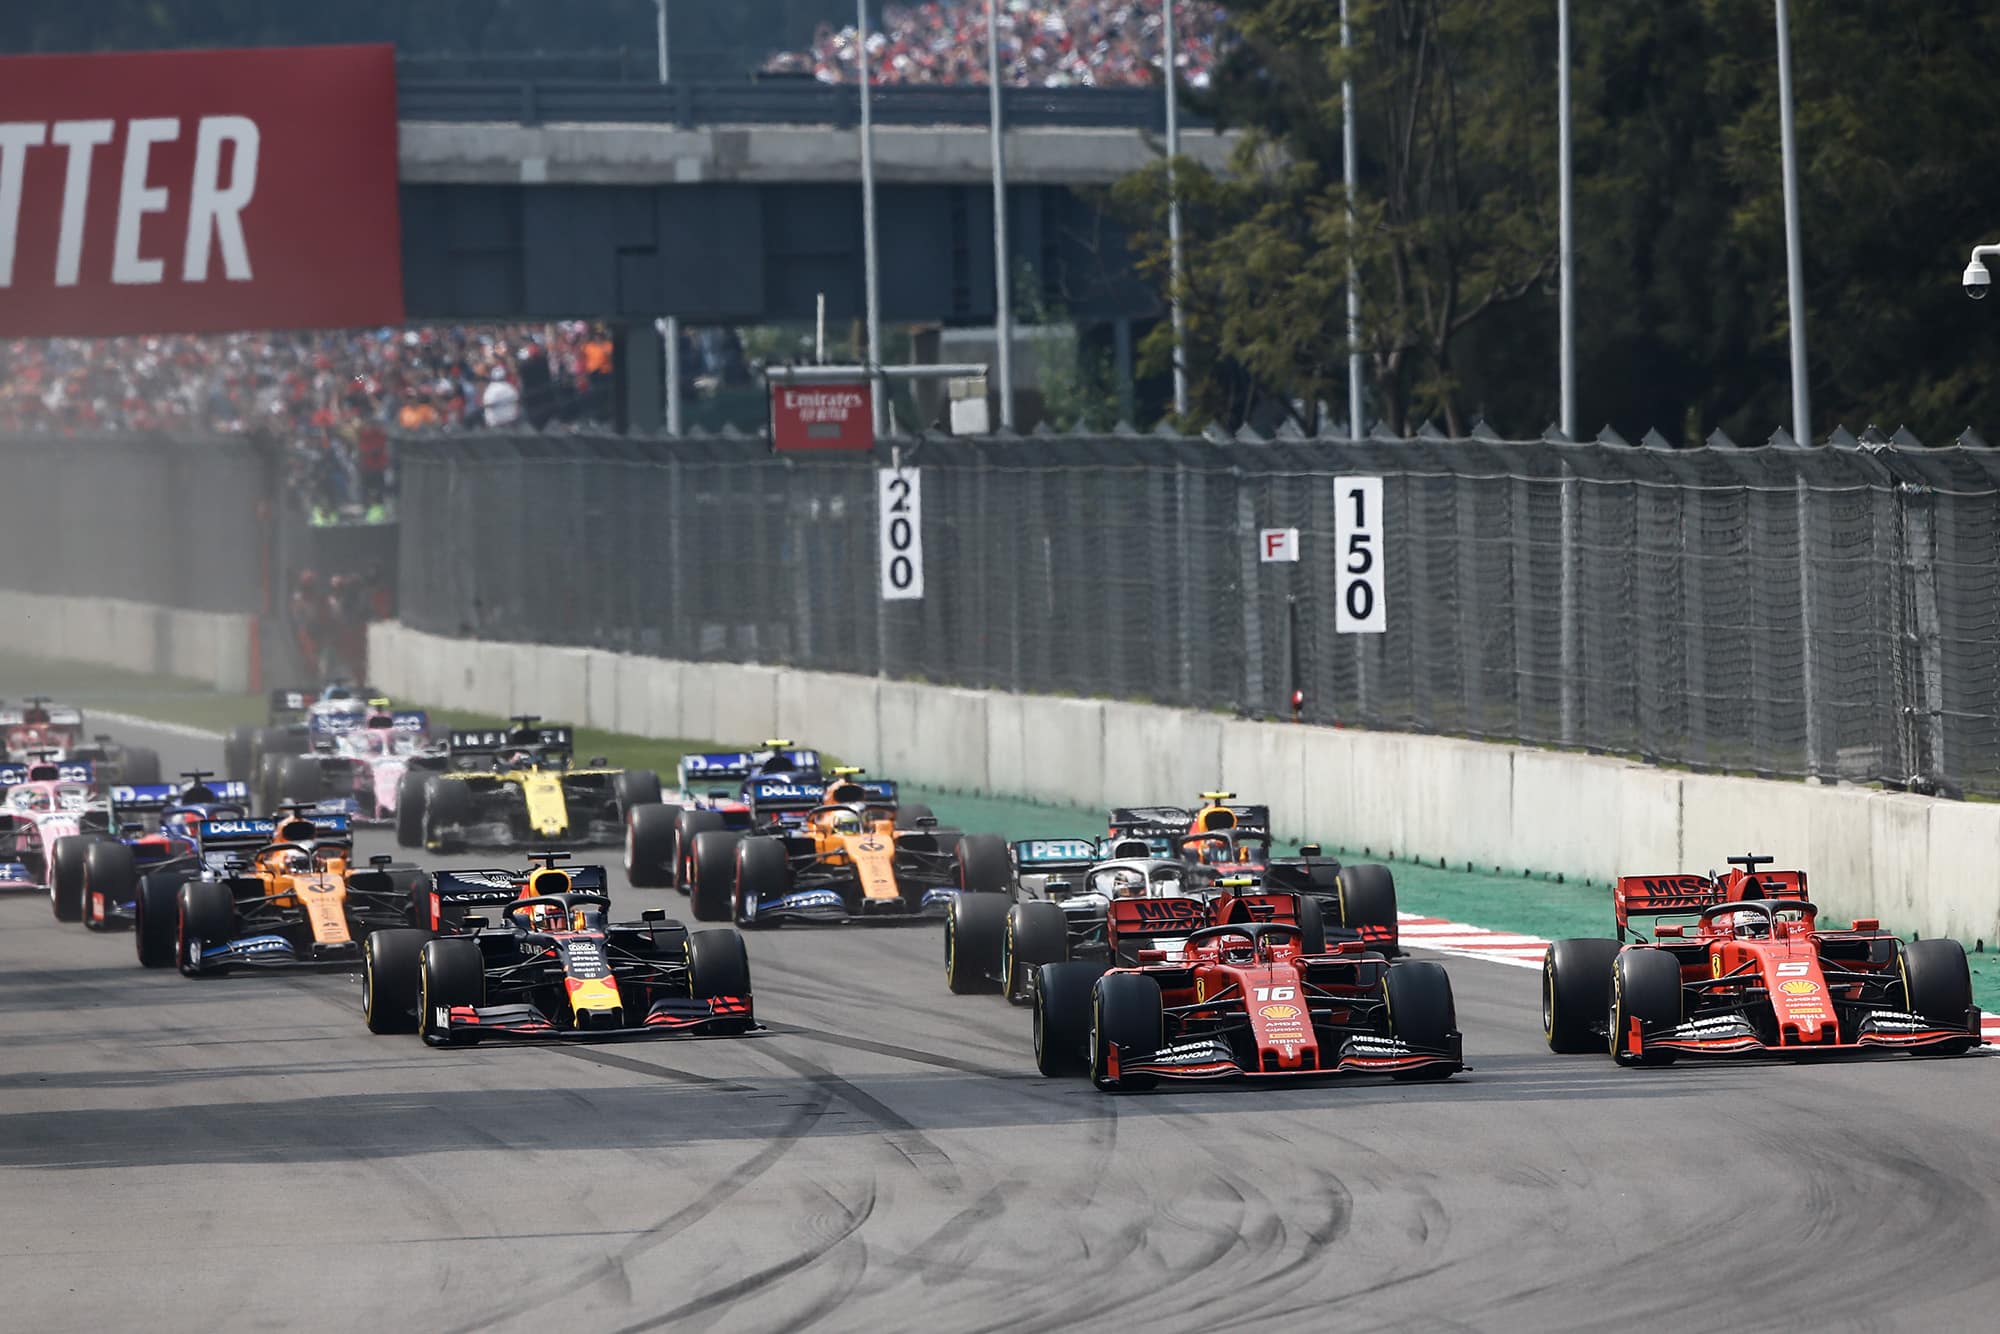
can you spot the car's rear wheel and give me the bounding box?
[1337,863,1398,953]
[688,929,753,1010]
[177,881,237,978]
[1610,948,1682,1066]
[395,770,429,849]
[1543,937,1620,1053]
[1385,960,1459,1081]
[277,755,323,807]
[418,938,486,1045]
[1003,900,1070,1004]
[363,928,431,1034]
[687,830,743,923]
[1091,973,1164,1091]
[135,872,183,968]
[955,833,1013,894]
[224,725,256,784]
[123,746,162,785]
[1296,894,1327,956]
[894,802,937,830]
[673,810,725,892]
[1034,961,1106,1077]
[1902,938,1977,1053]
[49,834,96,923]
[254,751,286,814]
[734,836,791,929]
[625,803,678,889]
[82,839,137,933]
[423,777,473,850]
[613,769,662,816]
[946,892,1010,994]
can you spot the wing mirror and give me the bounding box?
[1299,843,1323,858]
[641,908,667,923]
[460,915,489,930]
[369,853,394,868]
[1851,918,1880,932]
[1042,877,1074,896]
[914,815,938,828]
[1655,925,1684,938]
[588,756,610,768]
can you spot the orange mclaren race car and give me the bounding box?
[361,854,754,1044]
[684,768,1012,925]
[1543,854,1983,1063]
[1032,877,1462,1091]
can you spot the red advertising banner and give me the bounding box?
[0,43,403,337]
[770,382,875,452]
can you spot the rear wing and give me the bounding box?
[269,688,319,719]
[449,726,574,754]
[0,759,93,786]
[1107,890,1301,947]
[196,812,351,849]
[308,711,360,738]
[744,777,896,815]
[429,865,609,931]
[113,782,252,815]
[0,705,83,727]
[389,710,428,734]
[1010,837,1103,877]
[679,749,822,786]
[1613,870,1810,938]
[1107,806,1193,840]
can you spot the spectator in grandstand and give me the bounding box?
[769,2,1227,90]
[481,364,522,427]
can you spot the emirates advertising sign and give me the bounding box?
[770,382,875,452]
[0,43,404,337]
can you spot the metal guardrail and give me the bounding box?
[396,78,1178,130]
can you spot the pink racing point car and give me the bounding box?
[266,707,440,824]
[0,758,114,920]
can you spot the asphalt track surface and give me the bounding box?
[7,719,2000,1333]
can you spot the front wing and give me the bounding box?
[428,995,756,1043]
[186,932,366,973]
[1628,1007,1984,1060]
[1116,1031,1463,1082]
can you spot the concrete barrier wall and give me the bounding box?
[0,590,253,692]
[367,621,2000,945]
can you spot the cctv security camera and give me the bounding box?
[1965,259,1991,300]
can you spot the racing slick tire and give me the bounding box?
[121,745,162,786]
[671,810,726,892]
[733,836,791,929]
[394,770,430,849]
[688,830,743,923]
[363,928,431,1035]
[1543,937,1621,1054]
[1901,938,1977,1052]
[1384,960,1459,1081]
[946,892,1010,994]
[277,755,323,806]
[423,777,474,852]
[135,872,184,967]
[1610,947,1682,1067]
[624,803,679,889]
[224,725,256,785]
[955,833,1014,895]
[1296,894,1327,957]
[48,833,97,923]
[176,881,237,978]
[82,839,138,933]
[1336,863,1398,953]
[612,769,663,817]
[1091,973,1164,1092]
[1034,961,1108,1077]
[894,802,937,830]
[688,929,754,1004]
[418,938,486,1046]
[1003,900,1070,1004]
[254,750,286,815]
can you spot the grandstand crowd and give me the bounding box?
[762,1,1227,89]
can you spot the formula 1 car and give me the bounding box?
[360,853,755,1045]
[59,772,255,931]
[1542,854,1984,1064]
[1,698,85,759]
[1033,880,1463,1090]
[261,700,434,823]
[623,740,825,888]
[945,839,1356,1001]
[134,808,427,977]
[684,769,1011,925]
[397,718,661,852]
[228,683,385,806]
[0,756,114,916]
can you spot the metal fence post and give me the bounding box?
[1559,462,1579,743]
[1905,481,1946,781]
[1796,474,1819,776]
[1236,475,1264,710]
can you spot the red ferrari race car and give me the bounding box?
[1032,878,1462,1091]
[1542,854,1983,1064]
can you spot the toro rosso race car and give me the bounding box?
[1033,880,1463,1090]
[1107,793,1401,954]
[623,741,824,889]
[396,718,661,852]
[360,853,755,1045]
[62,772,253,931]
[134,809,427,977]
[682,769,1012,925]
[1543,854,1983,1064]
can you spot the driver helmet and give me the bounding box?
[1730,909,1772,939]
[1221,938,1258,964]
[1110,868,1146,898]
[503,749,537,770]
[570,906,605,933]
[528,900,568,933]
[279,848,312,874]
[827,808,863,835]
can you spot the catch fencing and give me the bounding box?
[392,431,2000,797]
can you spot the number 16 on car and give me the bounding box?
[1334,476,1386,634]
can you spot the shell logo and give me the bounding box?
[1779,979,1820,996]
[1259,1004,1302,1021]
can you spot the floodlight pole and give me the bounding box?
[1165,0,1188,418]
[987,2,1014,430]
[657,0,681,434]
[1776,0,1811,445]
[859,0,886,436]
[1341,0,1362,441]
[1557,0,1575,441]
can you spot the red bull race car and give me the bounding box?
[1542,854,1983,1064]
